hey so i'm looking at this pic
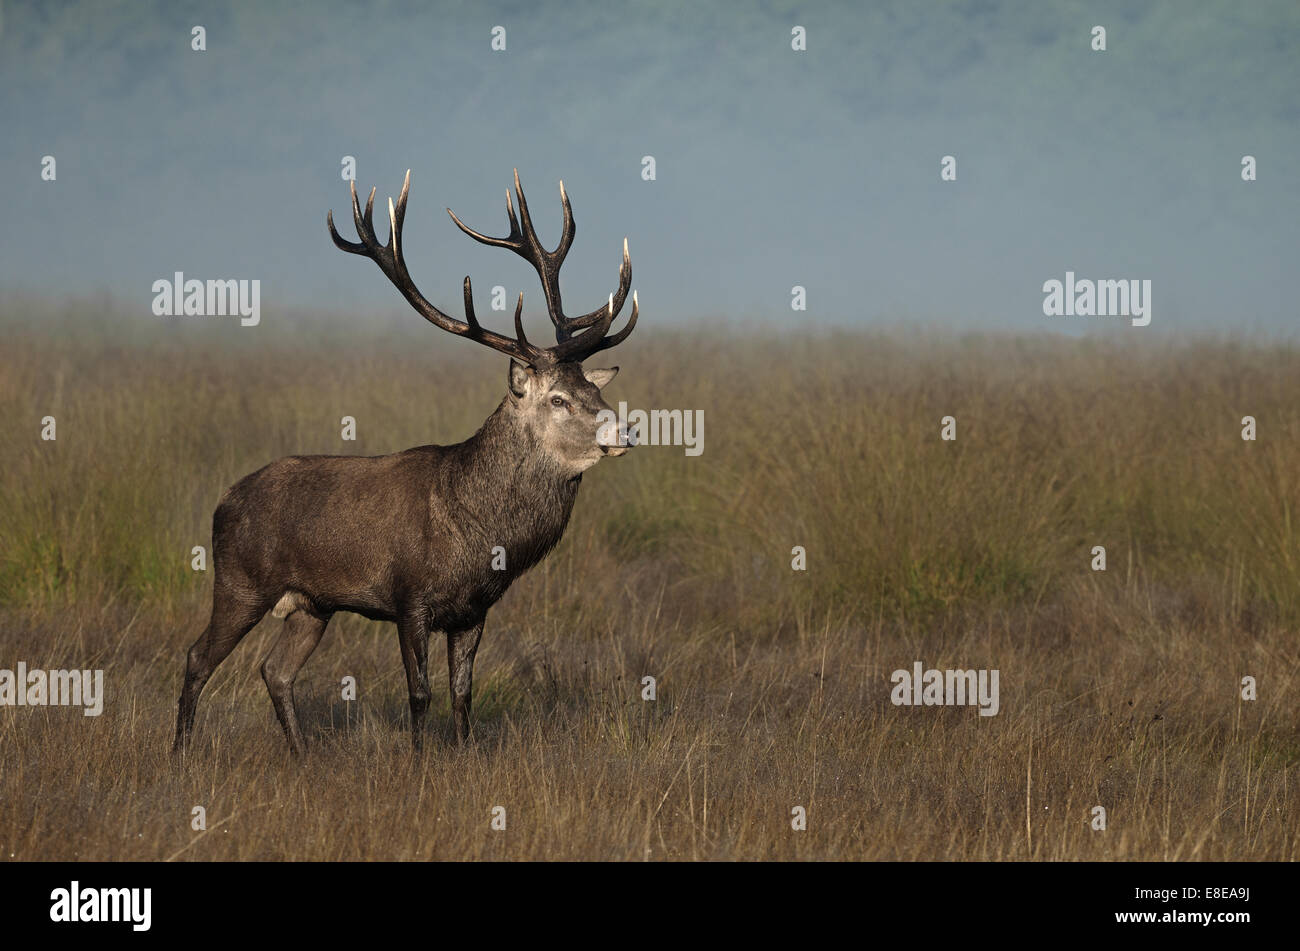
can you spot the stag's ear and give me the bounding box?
[509,360,532,397]
[583,366,619,389]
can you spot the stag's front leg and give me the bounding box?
[396,608,432,753]
[447,620,485,744]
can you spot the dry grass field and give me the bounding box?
[1,309,1297,860]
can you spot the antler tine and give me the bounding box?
[328,171,546,366]
[511,168,539,256]
[358,184,382,251]
[505,188,522,241]
[328,180,375,255]
[359,185,378,244]
[605,289,639,349]
[509,168,575,263]
[326,208,360,253]
[557,237,633,335]
[391,170,411,245]
[513,293,530,348]
[583,290,639,357]
[556,180,575,260]
[461,277,480,331]
[551,289,638,362]
[446,201,520,250]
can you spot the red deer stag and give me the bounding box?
[173,170,638,755]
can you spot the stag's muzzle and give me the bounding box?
[598,419,637,455]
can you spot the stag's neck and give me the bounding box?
[447,401,580,568]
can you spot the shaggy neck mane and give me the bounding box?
[448,400,581,575]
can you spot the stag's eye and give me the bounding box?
[550,395,567,408]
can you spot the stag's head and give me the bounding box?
[328,169,639,474]
[505,359,631,474]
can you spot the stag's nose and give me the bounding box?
[597,417,632,455]
[599,422,636,457]
[598,418,636,450]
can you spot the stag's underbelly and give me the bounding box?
[269,579,506,632]
[269,587,399,622]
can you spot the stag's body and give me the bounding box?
[223,409,578,632]
[173,170,638,755]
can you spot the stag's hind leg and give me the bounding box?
[261,606,330,756]
[173,584,268,754]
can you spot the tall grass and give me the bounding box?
[1,310,1297,859]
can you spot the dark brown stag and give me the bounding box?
[173,170,638,755]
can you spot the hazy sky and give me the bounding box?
[2,0,1297,336]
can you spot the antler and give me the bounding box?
[328,170,638,366]
[446,169,638,362]
[328,171,547,365]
